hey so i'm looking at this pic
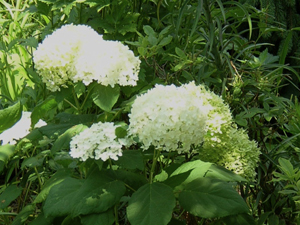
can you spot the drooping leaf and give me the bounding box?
[178,178,249,218]
[127,183,176,225]
[92,84,120,112]
[0,185,23,209]
[28,212,52,225]
[80,209,114,225]
[114,150,144,170]
[205,164,247,182]
[113,170,148,191]
[12,204,35,225]
[43,170,126,218]
[21,150,50,169]
[166,160,212,190]
[34,169,72,204]
[31,96,57,127]
[222,213,256,225]
[0,144,15,173]
[0,101,22,133]
[51,124,88,153]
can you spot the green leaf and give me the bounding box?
[0,144,15,173]
[28,212,52,225]
[92,84,120,112]
[278,158,295,178]
[80,209,114,225]
[158,36,172,46]
[34,170,71,204]
[113,170,148,191]
[114,150,144,170]
[31,96,57,127]
[143,25,156,37]
[175,47,186,59]
[222,213,256,225]
[167,160,212,190]
[127,183,176,225]
[0,185,23,209]
[44,170,126,218]
[0,102,22,133]
[12,204,35,225]
[178,178,249,218]
[51,124,88,154]
[205,164,247,182]
[115,126,128,139]
[55,113,97,125]
[21,151,50,169]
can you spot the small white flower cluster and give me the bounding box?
[0,112,46,145]
[69,122,131,161]
[128,82,210,153]
[33,24,140,92]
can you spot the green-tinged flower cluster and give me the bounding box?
[33,24,140,92]
[69,122,132,161]
[128,82,210,153]
[201,126,260,180]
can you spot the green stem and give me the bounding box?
[34,167,43,190]
[80,82,97,112]
[72,87,81,113]
[114,204,119,225]
[149,148,160,184]
[64,98,78,111]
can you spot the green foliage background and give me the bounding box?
[0,0,300,224]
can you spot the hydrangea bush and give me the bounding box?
[0,23,261,225]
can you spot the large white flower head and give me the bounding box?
[0,112,46,145]
[69,122,132,161]
[75,40,140,87]
[33,24,140,91]
[128,82,210,153]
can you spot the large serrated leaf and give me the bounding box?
[43,170,126,218]
[178,178,249,218]
[127,183,176,225]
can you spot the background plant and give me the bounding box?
[1,0,300,224]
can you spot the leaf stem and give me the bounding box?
[149,148,160,184]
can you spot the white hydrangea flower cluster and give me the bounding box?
[33,24,140,92]
[69,122,132,161]
[0,112,46,145]
[128,82,210,153]
[128,81,260,179]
